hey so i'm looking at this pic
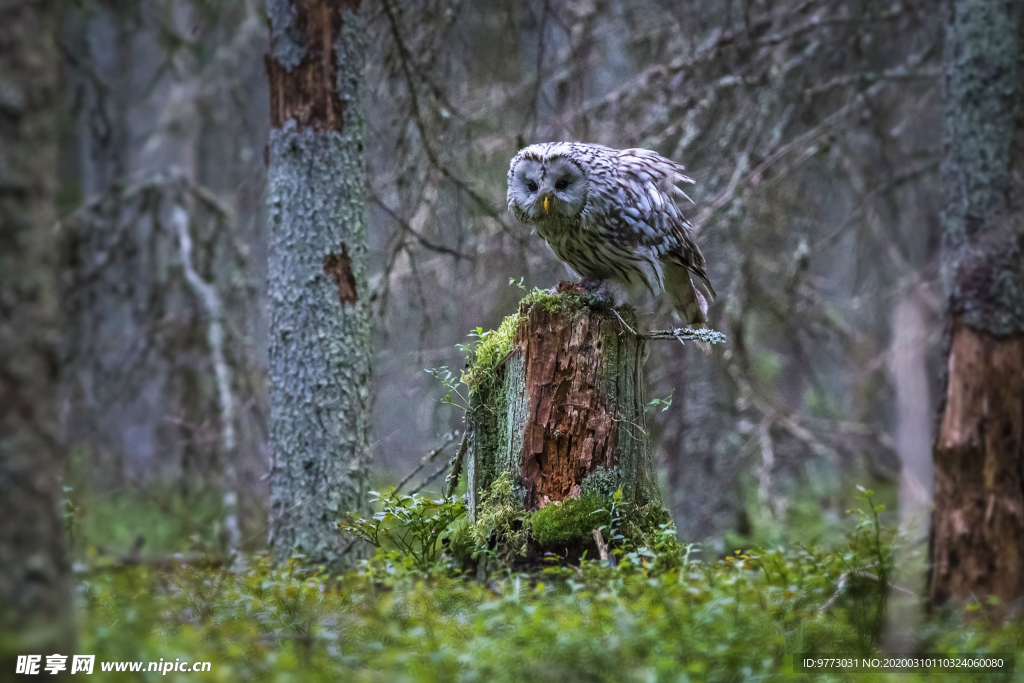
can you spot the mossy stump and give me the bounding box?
[462,288,665,565]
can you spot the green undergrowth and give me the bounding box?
[77,489,1022,682]
[339,473,680,573]
[338,475,674,572]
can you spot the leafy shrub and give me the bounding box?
[338,488,466,572]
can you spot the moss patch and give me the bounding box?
[472,472,528,563]
[530,494,611,548]
[581,468,619,499]
[461,311,522,392]
[622,503,682,554]
[520,285,614,315]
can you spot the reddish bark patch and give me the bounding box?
[266,0,361,131]
[516,305,618,510]
[323,246,358,305]
[930,317,1024,610]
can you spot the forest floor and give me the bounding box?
[70,487,1022,682]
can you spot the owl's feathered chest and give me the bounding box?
[531,211,654,288]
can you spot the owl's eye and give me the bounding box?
[525,180,538,193]
[555,179,569,191]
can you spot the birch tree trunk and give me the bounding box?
[885,289,933,648]
[929,0,1024,608]
[266,0,371,571]
[891,293,933,538]
[466,297,661,518]
[0,0,73,662]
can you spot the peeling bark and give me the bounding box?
[323,247,358,305]
[930,319,1024,606]
[266,0,361,131]
[467,301,659,516]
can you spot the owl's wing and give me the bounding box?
[610,149,715,298]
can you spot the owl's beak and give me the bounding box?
[542,194,552,214]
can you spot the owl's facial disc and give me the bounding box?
[539,156,587,219]
[511,155,587,220]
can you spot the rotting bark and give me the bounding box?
[0,0,74,664]
[266,0,371,571]
[265,0,360,132]
[929,0,1024,609]
[466,295,660,520]
[930,320,1024,606]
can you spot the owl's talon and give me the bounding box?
[581,282,615,310]
[555,280,581,293]
[582,280,615,306]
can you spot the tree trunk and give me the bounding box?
[266,0,371,571]
[0,0,74,663]
[466,296,660,519]
[929,0,1024,608]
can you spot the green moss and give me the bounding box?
[530,494,611,548]
[520,287,582,313]
[581,467,619,499]
[461,312,522,392]
[472,472,528,562]
[621,503,684,561]
[443,517,477,567]
[520,286,614,314]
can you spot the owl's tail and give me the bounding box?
[664,260,713,327]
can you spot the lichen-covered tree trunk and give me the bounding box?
[0,0,74,662]
[467,297,660,519]
[929,0,1024,608]
[266,0,371,571]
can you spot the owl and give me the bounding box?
[507,142,714,325]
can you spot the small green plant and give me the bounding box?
[338,489,466,572]
[842,486,900,649]
[425,365,470,412]
[593,488,627,551]
[648,388,675,412]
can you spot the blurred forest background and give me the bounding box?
[7,0,945,558]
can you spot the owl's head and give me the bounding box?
[507,145,588,221]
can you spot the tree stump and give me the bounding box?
[463,290,662,558]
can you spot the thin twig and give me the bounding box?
[612,308,637,336]
[443,431,470,498]
[411,457,456,495]
[394,431,459,494]
[819,572,849,614]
